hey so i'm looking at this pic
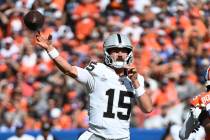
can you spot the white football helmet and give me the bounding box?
[103,33,133,68]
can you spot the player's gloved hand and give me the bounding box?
[190,107,202,120]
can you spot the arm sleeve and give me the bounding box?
[134,74,146,97]
[75,66,95,92]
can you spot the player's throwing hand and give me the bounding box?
[35,32,53,51]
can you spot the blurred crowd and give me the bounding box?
[0,0,209,136]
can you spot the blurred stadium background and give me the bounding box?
[0,0,209,140]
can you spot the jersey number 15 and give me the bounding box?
[103,89,133,120]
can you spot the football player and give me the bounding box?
[35,33,153,140]
[179,66,210,140]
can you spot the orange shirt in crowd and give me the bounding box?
[25,115,41,130]
[153,89,169,107]
[169,16,191,31]
[187,72,198,84]
[73,2,99,19]
[52,0,65,11]
[153,81,179,107]
[73,110,88,128]
[143,32,161,51]
[75,18,95,40]
[192,19,207,37]
[0,28,3,39]
[135,47,151,74]
[59,114,72,129]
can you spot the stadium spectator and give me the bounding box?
[7,123,35,140]
[36,122,57,140]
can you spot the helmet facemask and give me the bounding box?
[104,47,133,69]
[103,33,133,69]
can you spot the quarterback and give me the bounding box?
[35,33,153,140]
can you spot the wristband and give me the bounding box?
[134,86,145,97]
[48,48,59,59]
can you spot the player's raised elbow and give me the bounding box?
[143,105,153,113]
[139,102,153,113]
[138,94,153,113]
[64,66,78,78]
[147,106,153,113]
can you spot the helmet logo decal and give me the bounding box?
[117,34,122,43]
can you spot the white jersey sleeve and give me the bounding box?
[75,66,95,92]
[75,61,107,92]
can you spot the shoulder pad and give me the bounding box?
[85,62,105,76]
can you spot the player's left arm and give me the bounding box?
[137,91,153,113]
[128,68,153,113]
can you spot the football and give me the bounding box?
[23,10,45,31]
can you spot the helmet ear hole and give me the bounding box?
[125,48,132,53]
[107,48,113,54]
